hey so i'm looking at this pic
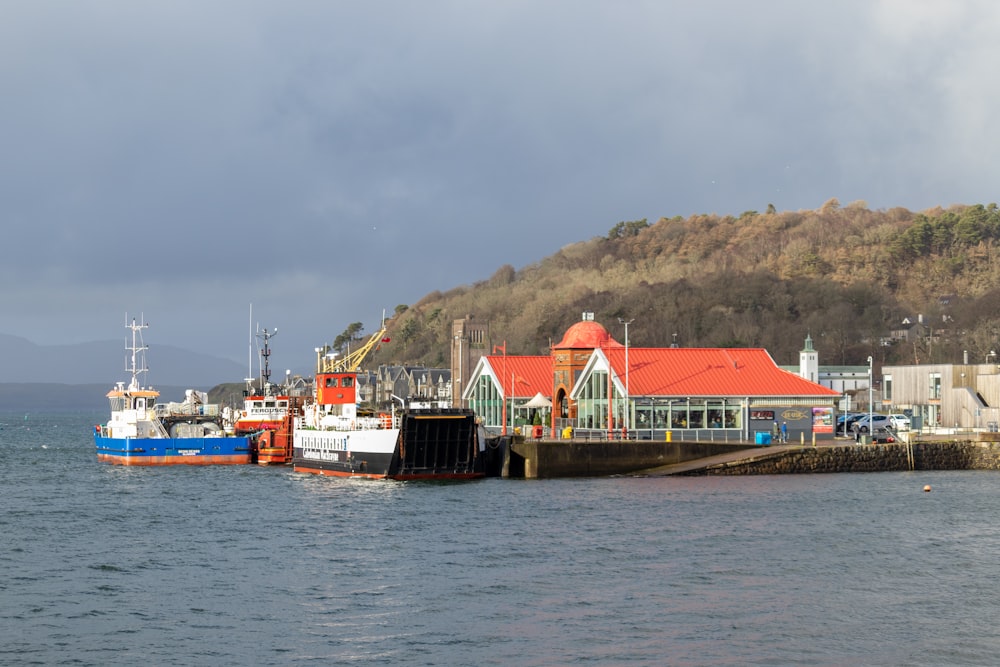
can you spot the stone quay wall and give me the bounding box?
[509,440,752,479]
[692,440,1000,476]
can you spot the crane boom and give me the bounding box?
[317,325,387,373]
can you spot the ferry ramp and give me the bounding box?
[634,443,808,476]
[397,410,480,477]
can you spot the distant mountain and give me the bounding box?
[0,333,247,386]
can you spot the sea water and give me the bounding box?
[3,412,1000,666]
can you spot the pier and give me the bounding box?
[504,433,1000,478]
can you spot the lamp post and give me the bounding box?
[867,356,874,439]
[493,342,507,435]
[618,317,633,436]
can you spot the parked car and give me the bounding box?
[887,414,910,431]
[836,413,866,435]
[853,414,892,433]
[871,426,897,443]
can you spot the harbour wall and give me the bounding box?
[508,435,1000,478]
[508,440,755,478]
[689,440,1000,476]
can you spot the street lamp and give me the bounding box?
[618,317,634,435]
[867,356,874,439]
[493,342,508,435]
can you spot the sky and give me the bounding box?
[2,1,999,378]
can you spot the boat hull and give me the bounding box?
[292,409,484,480]
[95,434,252,466]
[255,428,294,466]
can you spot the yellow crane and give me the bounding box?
[316,319,388,374]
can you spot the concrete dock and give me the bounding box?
[634,444,807,476]
[505,435,1000,477]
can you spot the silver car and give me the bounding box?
[854,414,892,433]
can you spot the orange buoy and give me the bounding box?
[923,485,932,492]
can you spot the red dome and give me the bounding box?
[553,321,623,350]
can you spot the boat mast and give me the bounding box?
[257,326,277,393]
[125,314,149,392]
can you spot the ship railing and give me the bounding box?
[298,414,401,432]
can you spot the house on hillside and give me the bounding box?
[890,316,929,343]
[374,364,451,407]
[411,367,452,404]
[354,371,377,405]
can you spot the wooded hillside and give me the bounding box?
[364,200,1000,368]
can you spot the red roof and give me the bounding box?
[601,347,839,397]
[483,355,551,398]
[553,320,623,349]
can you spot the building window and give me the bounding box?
[929,372,942,400]
[883,375,893,402]
[468,374,503,430]
[723,405,742,429]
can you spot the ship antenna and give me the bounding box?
[245,304,254,390]
[125,314,150,392]
[256,326,277,393]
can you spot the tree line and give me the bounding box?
[366,201,1000,370]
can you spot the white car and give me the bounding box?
[888,414,910,431]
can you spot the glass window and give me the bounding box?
[929,372,941,399]
[688,403,705,428]
[883,374,893,401]
[635,406,652,429]
[325,377,338,388]
[342,376,354,388]
[724,406,741,429]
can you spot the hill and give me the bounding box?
[0,384,198,413]
[0,334,247,386]
[366,200,1000,368]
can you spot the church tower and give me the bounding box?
[451,315,488,408]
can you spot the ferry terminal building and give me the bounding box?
[462,314,840,442]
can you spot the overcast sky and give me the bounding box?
[2,1,998,377]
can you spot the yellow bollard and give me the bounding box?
[666,430,673,442]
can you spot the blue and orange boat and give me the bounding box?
[93,316,251,465]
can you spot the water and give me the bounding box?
[3,412,1000,666]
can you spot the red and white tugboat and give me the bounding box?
[232,327,299,465]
